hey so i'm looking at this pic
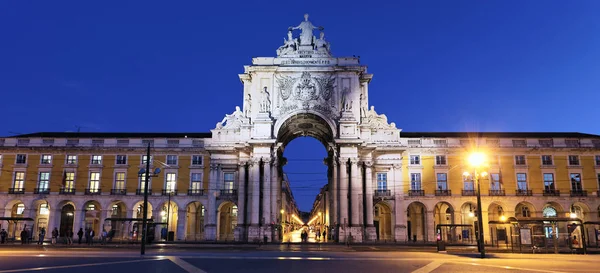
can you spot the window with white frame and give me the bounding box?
[39,203,49,215]
[376,173,387,190]
[191,173,202,190]
[64,172,75,189]
[515,155,526,165]
[66,155,77,164]
[89,172,100,192]
[166,173,177,192]
[490,173,501,190]
[570,173,582,191]
[141,155,152,165]
[435,155,447,165]
[223,172,235,191]
[543,173,555,191]
[166,155,178,165]
[91,155,102,165]
[139,173,151,190]
[568,155,580,166]
[410,173,421,190]
[13,172,25,189]
[192,155,203,165]
[436,173,447,190]
[41,154,52,164]
[512,139,527,148]
[463,175,474,191]
[517,173,527,190]
[116,155,127,165]
[16,154,26,164]
[409,155,420,165]
[115,172,125,189]
[541,155,553,165]
[38,172,50,190]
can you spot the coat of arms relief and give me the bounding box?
[275,72,337,118]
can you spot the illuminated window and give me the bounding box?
[223,173,235,190]
[40,203,49,215]
[139,173,151,190]
[410,173,421,190]
[13,172,25,189]
[515,155,526,165]
[166,173,177,192]
[66,155,77,164]
[543,206,557,218]
[41,154,52,164]
[377,173,387,190]
[16,204,25,215]
[89,172,100,192]
[517,173,527,190]
[38,172,50,190]
[142,155,152,165]
[436,173,447,190]
[91,155,102,165]
[191,173,202,190]
[115,172,125,189]
[64,172,75,189]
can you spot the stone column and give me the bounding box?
[250,160,260,226]
[236,161,246,241]
[392,164,405,241]
[205,163,219,241]
[339,158,349,227]
[426,210,435,242]
[330,159,338,228]
[263,159,272,226]
[350,159,360,227]
[270,161,279,241]
[176,209,186,241]
[364,161,376,241]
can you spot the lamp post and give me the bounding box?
[464,151,488,259]
[280,209,284,241]
[138,143,161,255]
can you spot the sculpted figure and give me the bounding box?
[341,87,352,111]
[314,32,330,52]
[277,31,298,56]
[216,106,245,129]
[290,14,323,46]
[244,93,252,117]
[259,87,271,113]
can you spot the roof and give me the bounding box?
[6,132,212,139]
[400,132,600,139]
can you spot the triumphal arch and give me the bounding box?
[207,14,403,242]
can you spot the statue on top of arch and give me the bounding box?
[361,106,397,130]
[276,14,331,57]
[215,106,249,130]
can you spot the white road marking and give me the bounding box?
[411,261,443,273]
[167,256,208,273]
[0,258,160,273]
[448,261,567,273]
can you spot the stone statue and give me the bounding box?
[259,87,271,113]
[314,32,330,52]
[341,87,352,111]
[216,106,246,129]
[290,14,323,46]
[276,31,298,56]
[244,93,252,117]
[360,93,368,118]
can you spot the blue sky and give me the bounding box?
[1,1,599,211]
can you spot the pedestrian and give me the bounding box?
[77,228,84,244]
[66,229,73,245]
[322,230,326,241]
[20,229,28,245]
[38,227,46,245]
[101,229,107,245]
[108,229,115,243]
[88,229,95,245]
[0,229,6,244]
[51,227,58,245]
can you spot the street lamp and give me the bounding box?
[464,151,488,258]
[137,143,161,255]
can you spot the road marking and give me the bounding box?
[411,261,443,273]
[0,258,161,273]
[448,261,567,273]
[167,256,208,273]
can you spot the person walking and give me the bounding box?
[51,227,58,245]
[20,229,28,245]
[0,229,7,244]
[88,229,95,245]
[322,230,327,242]
[38,227,46,245]
[100,229,107,245]
[77,228,84,244]
[66,229,73,245]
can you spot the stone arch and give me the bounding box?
[542,201,563,217]
[132,200,153,219]
[433,202,455,242]
[406,201,427,242]
[569,201,590,221]
[217,201,237,241]
[487,201,507,222]
[185,201,205,241]
[30,199,51,238]
[373,201,392,241]
[4,200,26,240]
[82,200,102,236]
[157,199,180,239]
[59,203,75,237]
[106,200,128,239]
[274,110,337,145]
[515,201,536,218]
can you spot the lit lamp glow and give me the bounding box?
[468,152,486,167]
[570,212,577,219]
[468,211,475,218]
[499,215,507,222]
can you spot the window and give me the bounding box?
[17,139,29,146]
[192,155,203,165]
[115,172,125,189]
[543,206,557,218]
[191,173,202,190]
[410,173,421,190]
[515,155,526,165]
[223,172,235,190]
[192,140,203,147]
[139,173,151,190]
[92,139,104,146]
[521,206,530,217]
[595,155,600,166]
[64,172,75,189]
[167,140,179,147]
[490,173,501,190]
[142,155,152,165]
[89,172,100,192]
[42,139,54,145]
[16,204,25,215]
[565,139,580,148]
[570,173,582,191]
[166,173,177,192]
[407,139,421,146]
[116,155,127,165]
[66,139,79,146]
[543,173,555,190]
[40,203,49,215]
[117,139,129,147]
[91,155,102,165]
[435,155,446,165]
[16,154,26,164]
[376,173,387,190]
[66,155,77,164]
[517,173,527,190]
[142,139,154,147]
[541,155,553,165]
[436,173,447,190]
[512,140,527,148]
[112,205,119,216]
[539,139,553,147]
[433,139,447,147]
[41,154,52,164]
[463,175,474,190]
[38,172,50,190]
[13,172,25,189]
[568,155,580,166]
[166,155,178,165]
[409,155,420,165]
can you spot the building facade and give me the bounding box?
[1,15,600,245]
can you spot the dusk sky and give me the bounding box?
[1,1,599,211]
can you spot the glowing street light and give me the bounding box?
[464,150,488,258]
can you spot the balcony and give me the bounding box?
[111,189,127,195]
[543,189,560,196]
[59,188,76,195]
[570,190,587,197]
[435,190,451,196]
[136,189,152,196]
[162,189,178,196]
[462,190,476,196]
[220,189,237,197]
[374,189,391,197]
[489,189,505,196]
[8,188,25,194]
[188,189,205,196]
[34,188,50,194]
[85,188,101,195]
[515,189,532,196]
[408,190,424,196]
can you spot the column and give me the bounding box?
[350,159,360,227]
[250,159,260,226]
[426,210,435,242]
[206,163,218,240]
[392,164,405,241]
[262,159,272,226]
[331,160,338,228]
[339,158,349,227]
[271,160,280,241]
[365,162,374,226]
[176,209,186,241]
[236,162,246,227]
